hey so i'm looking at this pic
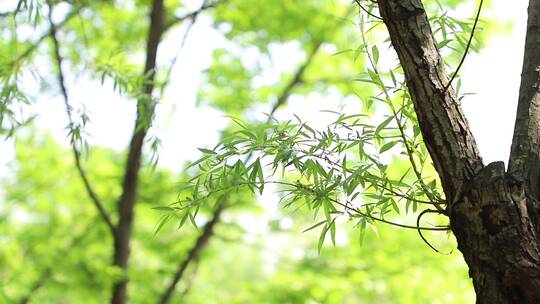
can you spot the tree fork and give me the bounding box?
[377,0,540,302]
[450,162,540,303]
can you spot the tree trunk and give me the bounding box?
[377,0,540,302]
[449,162,540,303]
[111,0,164,303]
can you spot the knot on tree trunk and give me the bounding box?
[449,161,540,304]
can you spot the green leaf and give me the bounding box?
[198,148,217,154]
[154,214,171,236]
[329,219,336,246]
[250,158,265,194]
[187,155,212,169]
[371,45,379,64]
[302,220,327,233]
[318,223,329,254]
[188,212,198,229]
[323,200,331,221]
[375,116,394,136]
[152,206,176,212]
[379,141,399,153]
[367,69,382,88]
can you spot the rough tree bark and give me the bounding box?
[377,0,540,303]
[111,0,164,303]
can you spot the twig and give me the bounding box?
[157,0,202,98]
[442,0,484,93]
[417,209,452,254]
[13,7,80,66]
[163,0,228,32]
[158,203,225,304]
[178,179,449,231]
[179,257,200,297]
[269,41,323,116]
[354,0,383,20]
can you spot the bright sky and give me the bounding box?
[460,0,527,165]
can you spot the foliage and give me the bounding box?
[0,0,504,302]
[177,2,491,250]
[0,134,473,303]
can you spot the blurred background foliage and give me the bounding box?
[0,0,502,302]
[1,133,474,303]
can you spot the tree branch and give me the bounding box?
[158,203,225,304]
[157,0,205,98]
[178,258,200,297]
[45,0,116,236]
[354,0,383,20]
[377,0,484,201]
[270,41,323,116]
[508,0,540,198]
[442,0,484,93]
[111,0,165,303]
[18,268,51,304]
[13,6,80,65]
[163,0,228,32]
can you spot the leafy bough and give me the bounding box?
[162,106,449,252]
[156,2,484,251]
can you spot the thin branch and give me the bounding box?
[157,1,201,98]
[179,257,200,297]
[416,209,452,254]
[291,181,450,231]
[354,0,383,20]
[178,180,449,231]
[293,146,444,206]
[269,40,323,116]
[13,7,80,66]
[394,107,445,210]
[442,0,484,93]
[158,203,225,304]
[45,0,116,236]
[163,0,228,32]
